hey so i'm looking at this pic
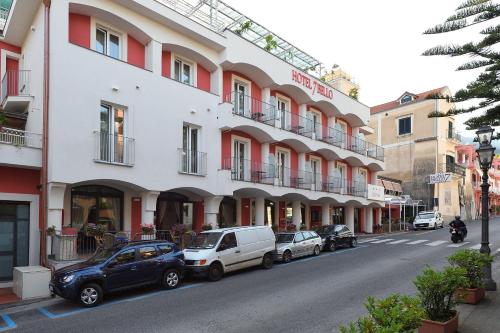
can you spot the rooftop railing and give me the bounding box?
[225,91,385,161]
[0,127,42,148]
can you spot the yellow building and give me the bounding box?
[322,68,359,97]
[367,87,465,220]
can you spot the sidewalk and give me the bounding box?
[457,258,500,333]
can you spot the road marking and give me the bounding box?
[406,240,429,245]
[278,245,369,267]
[447,242,470,248]
[358,238,379,243]
[38,283,204,319]
[387,239,410,244]
[425,240,448,247]
[470,244,481,250]
[0,314,16,331]
[370,239,395,244]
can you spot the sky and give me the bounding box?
[223,0,498,138]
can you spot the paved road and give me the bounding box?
[2,219,500,333]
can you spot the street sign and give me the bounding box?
[429,173,452,184]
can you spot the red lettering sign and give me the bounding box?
[292,70,333,100]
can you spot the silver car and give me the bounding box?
[275,231,322,263]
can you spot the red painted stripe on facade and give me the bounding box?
[0,166,40,195]
[161,51,171,77]
[241,199,250,226]
[131,197,142,237]
[68,13,90,48]
[127,35,145,69]
[196,64,211,92]
[220,130,262,166]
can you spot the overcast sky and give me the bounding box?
[223,0,497,137]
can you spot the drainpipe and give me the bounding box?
[40,0,51,267]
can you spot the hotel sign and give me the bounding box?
[429,173,452,184]
[292,70,333,100]
[367,184,385,201]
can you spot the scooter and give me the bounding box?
[450,227,466,243]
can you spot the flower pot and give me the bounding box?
[418,311,459,333]
[454,288,485,305]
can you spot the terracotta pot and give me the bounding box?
[454,287,485,305]
[418,311,459,333]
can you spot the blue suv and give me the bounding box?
[50,240,185,307]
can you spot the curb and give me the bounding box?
[0,296,58,313]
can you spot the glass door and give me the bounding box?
[182,125,199,174]
[277,150,288,186]
[234,82,248,116]
[277,99,288,129]
[100,104,125,163]
[233,140,247,181]
[0,202,29,281]
[311,159,320,191]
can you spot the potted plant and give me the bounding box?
[201,224,213,231]
[339,294,425,333]
[46,225,56,237]
[414,266,467,333]
[448,249,494,304]
[141,223,155,240]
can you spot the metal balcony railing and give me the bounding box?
[1,70,31,103]
[178,148,207,176]
[94,131,135,166]
[447,128,462,142]
[225,91,385,161]
[440,162,466,176]
[0,127,42,148]
[223,158,368,198]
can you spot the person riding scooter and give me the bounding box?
[449,216,467,238]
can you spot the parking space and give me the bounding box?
[0,314,16,331]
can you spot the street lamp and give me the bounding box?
[475,125,497,291]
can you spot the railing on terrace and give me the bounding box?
[94,131,135,166]
[441,162,466,176]
[0,127,42,148]
[222,158,368,198]
[447,128,463,142]
[225,92,384,161]
[0,6,10,31]
[1,70,31,103]
[178,148,207,176]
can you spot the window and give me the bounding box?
[218,232,237,250]
[400,95,413,104]
[302,232,312,239]
[100,103,127,164]
[398,116,412,135]
[181,125,200,174]
[294,233,304,242]
[233,81,249,115]
[174,58,193,85]
[277,98,289,129]
[157,244,173,254]
[95,27,121,59]
[448,121,454,139]
[115,249,135,265]
[139,246,158,260]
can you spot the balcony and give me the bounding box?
[447,128,462,142]
[440,162,466,176]
[0,127,42,168]
[93,131,135,166]
[178,148,207,176]
[1,70,32,114]
[0,127,41,148]
[222,158,367,198]
[224,92,384,161]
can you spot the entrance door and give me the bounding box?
[277,150,288,186]
[233,140,248,181]
[0,202,29,281]
[234,81,248,116]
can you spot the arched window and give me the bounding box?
[70,185,123,231]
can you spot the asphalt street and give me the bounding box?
[2,218,500,333]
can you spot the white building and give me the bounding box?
[0,0,384,282]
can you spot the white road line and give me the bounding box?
[370,239,395,244]
[358,238,379,244]
[470,244,481,250]
[406,240,429,245]
[426,240,448,247]
[387,239,411,244]
[447,242,470,248]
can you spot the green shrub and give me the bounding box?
[448,249,494,288]
[414,266,467,322]
[339,294,424,333]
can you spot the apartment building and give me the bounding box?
[367,87,464,220]
[0,0,385,281]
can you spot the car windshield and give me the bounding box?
[275,233,295,243]
[86,247,119,264]
[417,213,434,219]
[188,232,223,249]
[315,226,334,234]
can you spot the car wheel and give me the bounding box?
[161,269,180,289]
[208,262,223,282]
[350,238,357,248]
[283,250,292,263]
[313,245,320,256]
[328,242,336,252]
[78,283,103,308]
[262,253,274,269]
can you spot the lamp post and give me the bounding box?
[475,125,497,291]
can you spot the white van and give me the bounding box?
[183,226,276,281]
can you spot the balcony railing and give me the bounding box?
[447,128,462,142]
[440,162,466,176]
[225,91,384,161]
[1,70,31,103]
[94,131,135,166]
[0,127,42,148]
[178,148,207,176]
[223,158,368,198]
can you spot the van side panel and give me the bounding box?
[235,228,275,270]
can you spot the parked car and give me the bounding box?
[315,224,357,251]
[413,211,444,230]
[275,231,322,263]
[183,226,276,281]
[50,240,184,307]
